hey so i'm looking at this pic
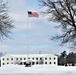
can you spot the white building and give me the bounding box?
[1,54,58,66]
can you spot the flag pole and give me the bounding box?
[26,11,39,58]
[27,11,29,58]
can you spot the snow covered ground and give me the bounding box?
[0,64,76,75]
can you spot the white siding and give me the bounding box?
[1,55,16,66]
[1,54,58,66]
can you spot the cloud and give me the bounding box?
[0,0,70,55]
[0,45,12,53]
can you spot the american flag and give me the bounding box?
[28,11,39,18]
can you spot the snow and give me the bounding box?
[0,64,76,75]
[4,54,55,57]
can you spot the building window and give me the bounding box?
[3,63,4,65]
[7,62,9,64]
[11,58,13,60]
[40,58,42,60]
[20,62,22,65]
[32,58,34,60]
[49,62,51,64]
[24,58,26,60]
[36,62,38,64]
[7,58,9,60]
[20,58,22,60]
[3,58,4,60]
[16,58,18,60]
[45,58,47,60]
[54,62,56,64]
[32,62,34,65]
[28,58,30,59]
[45,62,47,64]
[36,58,38,60]
[54,57,56,60]
[49,58,51,60]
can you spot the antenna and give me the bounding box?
[39,51,41,54]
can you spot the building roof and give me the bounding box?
[10,54,56,57]
[1,54,57,58]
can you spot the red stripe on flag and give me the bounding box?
[28,11,39,18]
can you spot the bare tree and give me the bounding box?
[39,0,76,49]
[0,0,14,40]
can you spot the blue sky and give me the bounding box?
[0,0,70,54]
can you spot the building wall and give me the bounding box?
[43,55,57,65]
[1,55,16,66]
[1,54,58,66]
